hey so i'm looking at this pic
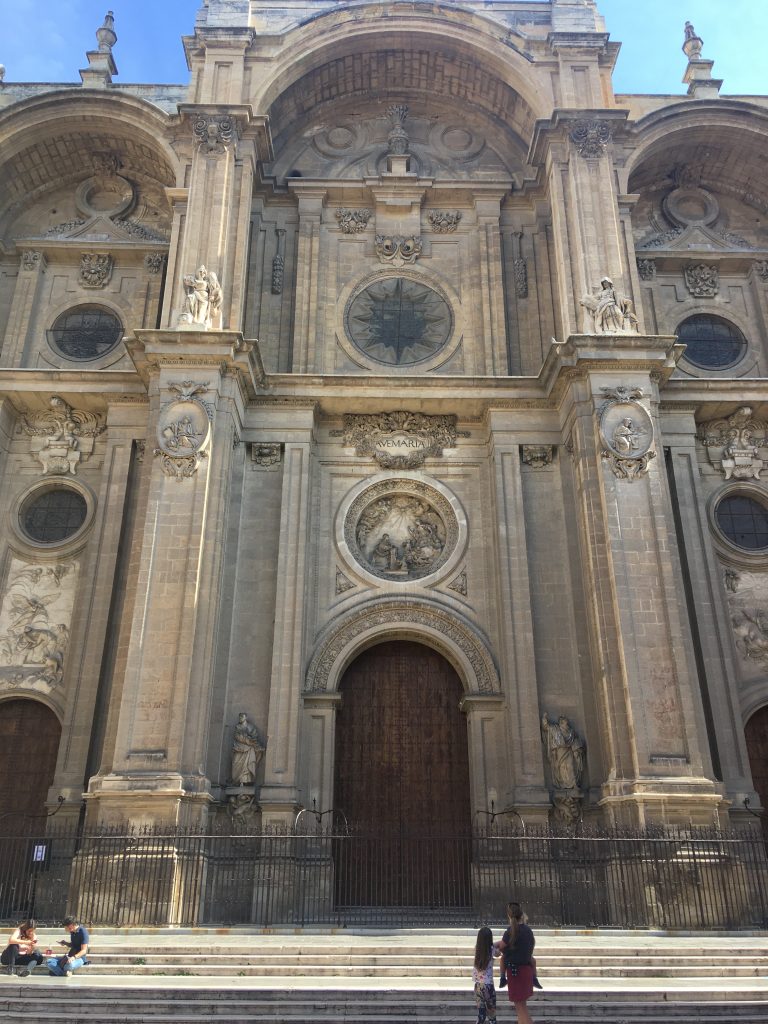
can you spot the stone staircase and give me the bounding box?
[1,929,768,1023]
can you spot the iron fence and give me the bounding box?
[1,824,767,929]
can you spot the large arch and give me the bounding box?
[0,696,61,826]
[304,597,501,696]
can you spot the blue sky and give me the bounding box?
[3,0,766,96]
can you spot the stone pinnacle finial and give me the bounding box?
[96,12,117,53]
[0,64,5,83]
[682,20,703,61]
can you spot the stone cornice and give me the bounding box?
[130,329,266,398]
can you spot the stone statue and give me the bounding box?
[541,713,586,826]
[684,21,697,41]
[230,712,265,786]
[181,265,223,329]
[580,277,639,334]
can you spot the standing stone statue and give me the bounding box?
[230,712,265,786]
[541,713,586,827]
[181,265,223,329]
[580,277,638,334]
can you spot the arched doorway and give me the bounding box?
[333,640,472,911]
[746,706,768,838]
[0,699,61,825]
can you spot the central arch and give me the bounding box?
[333,640,472,910]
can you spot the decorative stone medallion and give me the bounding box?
[345,277,452,366]
[598,386,655,481]
[345,479,458,582]
[154,381,212,480]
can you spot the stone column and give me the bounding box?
[2,251,47,367]
[488,421,550,820]
[168,106,270,332]
[300,692,342,816]
[460,695,507,821]
[663,406,758,819]
[86,329,262,826]
[552,335,724,825]
[259,413,315,825]
[288,187,326,373]
[474,193,509,375]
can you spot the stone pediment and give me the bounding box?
[637,223,753,253]
[32,215,169,246]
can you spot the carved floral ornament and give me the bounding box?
[154,381,212,481]
[80,253,113,289]
[336,209,371,234]
[698,406,768,481]
[304,598,500,695]
[339,411,459,470]
[684,262,719,298]
[22,396,105,476]
[598,385,656,481]
[569,120,612,158]
[427,211,462,234]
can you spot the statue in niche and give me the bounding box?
[541,713,586,827]
[182,265,223,329]
[581,277,639,334]
[230,712,265,787]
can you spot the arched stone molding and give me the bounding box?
[0,690,63,725]
[304,597,501,696]
[741,684,768,727]
[253,7,548,137]
[623,100,768,194]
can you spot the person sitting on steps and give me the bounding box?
[1,919,43,977]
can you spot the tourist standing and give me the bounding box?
[472,926,498,1024]
[497,901,537,1023]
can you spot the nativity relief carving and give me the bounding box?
[22,395,105,476]
[698,406,768,481]
[345,479,458,582]
[0,560,77,694]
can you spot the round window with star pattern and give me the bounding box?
[345,277,453,367]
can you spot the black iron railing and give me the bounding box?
[1,824,767,929]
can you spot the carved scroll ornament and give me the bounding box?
[340,411,458,469]
[23,396,105,476]
[375,234,422,267]
[570,120,612,158]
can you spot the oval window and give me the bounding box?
[677,314,747,370]
[20,488,88,545]
[715,493,768,551]
[49,306,123,361]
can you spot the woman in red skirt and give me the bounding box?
[496,901,536,1024]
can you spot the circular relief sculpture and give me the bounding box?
[20,487,88,545]
[345,277,452,366]
[346,479,458,581]
[49,306,123,361]
[715,493,768,551]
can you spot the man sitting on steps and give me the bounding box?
[47,917,90,977]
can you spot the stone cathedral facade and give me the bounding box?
[0,0,767,840]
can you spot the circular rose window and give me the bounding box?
[345,479,458,581]
[345,277,452,366]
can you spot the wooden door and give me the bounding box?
[746,706,768,838]
[0,699,61,826]
[334,640,472,907]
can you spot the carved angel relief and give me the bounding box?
[598,386,656,481]
[154,381,212,480]
[698,406,768,481]
[22,396,105,476]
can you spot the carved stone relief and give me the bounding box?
[336,209,372,234]
[271,228,286,294]
[637,184,753,252]
[514,258,528,299]
[154,381,212,481]
[374,234,422,267]
[250,442,282,470]
[335,568,356,595]
[724,568,740,593]
[636,258,656,281]
[598,386,656,481]
[698,406,768,481]
[521,445,555,469]
[22,251,44,272]
[427,211,462,233]
[22,395,105,476]
[684,263,719,298]
[304,598,500,694]
[386,104,410,155]
[541,712,586,828]
[144,253,166,275]
[345,479,458,582]
[580,277,639,334]
[0,560,77,693]
[448,570,468,597]
[79,252,113,289]
[193,114,235,154]
[756,261,768,282]
[728,573,768,673]
[339,411,458,470]
[570,120,612,158]
[179,265,223,329]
